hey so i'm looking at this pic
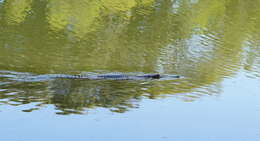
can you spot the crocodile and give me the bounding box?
[0,70,180,82]
[53,73,180,80]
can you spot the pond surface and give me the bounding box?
[0,0,259,140]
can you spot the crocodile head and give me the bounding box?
[151,74,160,79]
[159,74,180,80]
[141,74,180,79]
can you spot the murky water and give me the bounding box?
[0,0,259,140]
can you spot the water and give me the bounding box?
[0,0,259,140]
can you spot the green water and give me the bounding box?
[0,0,259,140]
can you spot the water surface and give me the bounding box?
[0,0,259,140]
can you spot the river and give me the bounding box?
[0,0,259,140]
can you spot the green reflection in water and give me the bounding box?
[0,0,259,114]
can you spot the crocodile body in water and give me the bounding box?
[0,71,180,82]
[53,73,180,80]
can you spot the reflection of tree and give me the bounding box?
[0,0,259,114]
[3,0,32,25]
[0,78,147,114]
[49,79,144,114]
[46,0,102,38]
[2,0,155,38]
